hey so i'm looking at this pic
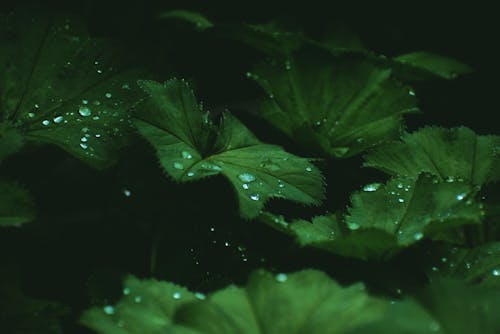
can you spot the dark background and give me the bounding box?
[1,0,498,332]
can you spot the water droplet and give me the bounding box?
[284,60,291,70]
[181,151,192,159]
[224,242,230,247]
[53,115,64,123]
[456,192,467,201]
[347,222,360,230]
[414,232,424,240]
[79,106,92,117]
[409,89,416,96]
[363,183,381,192]
[27,112,36,118]
[82,99,89,105]
[445,176,455,183]
[209,227,215,232]
[42,120,50,126]
[103,305,115,315]
[123,189,132,197]
[250,193,260,201]
[492,269,500,276]
[275,273,288,282]
[238,173,256,183]
[431,266,439,272]
[173,162,184,170]
[95,134,102,138]
[397,198,405,203]
[81,136,88,142]
[123,287,131,295]
[121,83,130,90]
[194,292,206,300]
[396,183,404,189]
[80,143,88,150]
[134,296,142,303]
[242,183,249,190]
[92,116,100,121]
[305,166,312,172]
[105,92,112,98]
[187,171,195,177]
[172,292,181,299]
[278,180,285,188]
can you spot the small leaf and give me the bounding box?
[0,9,144,168]
[158,9,214,30]
[250,46,419,158]
[279,173,483,260]
[394,51,473,80]
[134,79,325,219]
[0,179,35,227]
[364,126,500,186]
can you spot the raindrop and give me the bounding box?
[284,61,291,70]
[105,92,112,98]
[242,183,249,190]
[134,296,142,303]
[95,134,102,138]
[187,171,195,177]
[28,112,35,118]
[363,183,381,192]
[238,173,256,183]
[172,292,181,299]
[397,198,405,203]
[445,176,455,183]
[181,151,192,159]
[81,137,88,142]
[42,120,50,126]
[123,287,131,295]
[80,143,88,150]
[53,115,64,123]
[121,83,130,90]
[79,106,92,117]
[275,273,288,282]
[123,189,132,197]
[194,292,206,300]
[250,193,260,201]
[224,242,230,247]
[396,183,404,189]
[409,89,416,96]
[305,166,312,172]
[347,222,360,230]
[414,232,424,241]
[173,162,184,170]
[492,269,500,276]
[82,99,89,105]
[456,192,467,201]
[278,180,285,188]
[103,305,115,315]
[92,116,100,121]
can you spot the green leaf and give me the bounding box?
[134,79,325,219]
[82,269,440,334]
[249,46,419,158]
[0,179,35,227]
[364,126,500,186]
[417,278,500,334]
[0,122,24,161]
[0,9,144,168]
[158,9,214,30]
[393,51,473,80]
[425,242,500,289]
[277,173,483,260]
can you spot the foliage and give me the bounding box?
[0,2,497,334]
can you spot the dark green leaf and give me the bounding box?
[134,79,325,219]
[394,52,472,80]
[249,46,418,158]
[158,10,214,30]
[0,9,144,168]
[0,122,24,161]
[273,173,483,260]
[0,179,35,227]
[364,126,500,186]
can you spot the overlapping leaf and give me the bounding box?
[264,173,484,260]
[248,46,419,158]
[364,127,500,186]
[0,179,35,227]
[81,269,444,334]
[0,9,144,168]
[133,79,325,219]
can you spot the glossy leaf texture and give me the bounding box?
[0,8,145,168]
[133,79,325,219]
[364,126,500,187]
[262,173,484,260]
[248,46,419,158]
[0,179,35,227]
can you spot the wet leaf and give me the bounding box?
[364,126,500,186]
[0,9,144,168]
[249,46,419,158]
[134,79,325,219]
[393,52,472,80]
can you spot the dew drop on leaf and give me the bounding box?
[250,193,260,201]
[347,222,360,230]
[173,162,184,170]
[123,189,132,197]
[194,292,206,300]
[275,273,288,282]
[305,166,312,172]
[242,183,249,190]
[123,287,131,295]
[397,198,405,203]
[187,171,195,177]
[492,269,500,276]
[79,106,92,117]
[363,183,381,192]
[456,192,466,201]
[105,92,112,98]
[53,115,64,123]
[103,305,115,315]
[134,296,142,303]
[238,173,256,183]
[172,292,181,299]
[413,232,424,241]
[181,151,192,159]
[80,143,88,150]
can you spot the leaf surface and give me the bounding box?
[0,179,35,227]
